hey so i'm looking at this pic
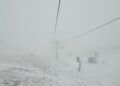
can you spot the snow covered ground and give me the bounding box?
[0,53,120,86]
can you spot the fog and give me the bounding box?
[0,1,120,86]
[0,0,120,56]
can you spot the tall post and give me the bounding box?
[53,0,61,59]
[55,41,58,59]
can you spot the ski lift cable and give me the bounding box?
[62,17,120,43]
[53,0,61,42]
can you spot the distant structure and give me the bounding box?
[88,52,98,64]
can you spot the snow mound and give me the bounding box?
[0,63,65,86]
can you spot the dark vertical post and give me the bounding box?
[53,0,61,59]
[55,41,58,59]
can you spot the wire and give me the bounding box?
[63,17,120,42]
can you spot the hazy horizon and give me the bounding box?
[0,0,120,56]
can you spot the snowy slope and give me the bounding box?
[0,54,120,86]
[0,63,71,86]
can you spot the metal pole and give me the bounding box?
[53,0,61,59]
[55,41,58,59]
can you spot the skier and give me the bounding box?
[76,56,81,72]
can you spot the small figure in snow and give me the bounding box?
[76,56,81,72]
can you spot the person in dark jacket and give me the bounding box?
[76,56,81,72]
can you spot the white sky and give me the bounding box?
[0,0,120,56]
